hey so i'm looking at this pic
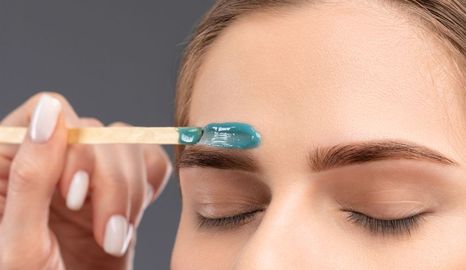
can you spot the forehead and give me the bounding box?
[188,2,465,163]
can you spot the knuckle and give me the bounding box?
[96,178,129,201]
[0,243,50,269]
[1,249,22,268]
[1,247,28,268]
[9,157,40,192]
[99,172,129,190]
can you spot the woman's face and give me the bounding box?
[172,2,466,269]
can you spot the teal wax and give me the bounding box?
[178,127,203,145]
[178,122,261,149]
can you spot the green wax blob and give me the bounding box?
[178,127,203,145]
[199,122,261,149]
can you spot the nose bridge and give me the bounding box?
[233,184,324,269]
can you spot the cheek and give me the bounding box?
[415,213,466,268]
[370,215,466,269]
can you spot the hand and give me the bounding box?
[0,93,173,269]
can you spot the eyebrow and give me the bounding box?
[309,140,457,172]
[177,145,258,171]
[177,140,457,173]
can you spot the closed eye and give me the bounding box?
[344,210,425,236]
[197,209,264,230]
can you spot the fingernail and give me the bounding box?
[122,224,134,252]
[103,215,130,256]
[66,170,89,211]
[145,185,155,207]
[29,94,62,143]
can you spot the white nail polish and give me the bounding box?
[29,94,62,143]
[103,215,130,256]
[145,185,155,207]
[66,170,89,211]
[122,224,134,252]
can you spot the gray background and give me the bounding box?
[0,1,213,268]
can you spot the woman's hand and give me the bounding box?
[0,92,173,269]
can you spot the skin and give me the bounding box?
[0,92,173,269]
[172,1,466,269]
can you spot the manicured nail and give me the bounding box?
[122,224,134,252]
[29,94,62,143]
[145,185,155,207]
[66,170,89,211]
[103,215,130,256]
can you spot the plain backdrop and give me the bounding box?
[0,1,214,268]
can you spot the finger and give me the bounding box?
[6,93,96,213]
[107,122,147,227]
[80,117,105,127]
[61,118,104,211]
[0,91,82,175]
[92,143,133,257]
[2,94,66,241]
[99,121,173,204]
[121,144,145,227]
[1,91,80,127]
[143,144,173,204]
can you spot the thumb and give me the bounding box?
[1,94,67,241]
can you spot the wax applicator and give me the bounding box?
[0,122,261,149]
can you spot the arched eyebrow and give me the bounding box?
[309,140,457,172]
[177,145,258,171]
[177,140,457,173]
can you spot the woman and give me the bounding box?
[0,0,465,269]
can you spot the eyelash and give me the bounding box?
[197,209,263,230]
[198,209,425,236]
[344,210,424,236]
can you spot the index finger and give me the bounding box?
[0,92,81,157]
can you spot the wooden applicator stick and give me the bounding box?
[0,127,197,145]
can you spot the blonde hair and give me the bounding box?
[174,0,466,158]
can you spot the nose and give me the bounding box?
[233,186,326,269]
